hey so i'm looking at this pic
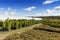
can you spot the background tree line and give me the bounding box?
[30,16,60,28]
[40,17,60,27]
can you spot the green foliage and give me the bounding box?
[0,20,3,27]
[0,18,40,31]
[41,19,60,27]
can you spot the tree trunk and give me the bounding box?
[8,27,11,31]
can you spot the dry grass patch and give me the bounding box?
[4,25,60,40]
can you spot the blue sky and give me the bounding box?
[0,0,60,20]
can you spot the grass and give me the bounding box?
[0,24,40,40]
[4,24,60,40]
[19,29,60,40]
[33,25,60,32]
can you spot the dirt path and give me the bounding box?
[0,24,41,40]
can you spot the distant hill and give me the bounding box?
[29,16,60,19]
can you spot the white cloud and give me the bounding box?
[46,9,53,14]
[9,11,16,15]
[0,6,60,21]
[24,6,36,11]
[0,8,4,10]
[4,11,9,16]
[43,0,59,4]
[35,13,44,16]
[54,6,60,10]
[8,8,11,10]
[25,6,60,17]
[35,6,60,16]
[6,8,16,16]
[0,8,17,21]
[0,8,34,21]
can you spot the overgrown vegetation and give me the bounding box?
[0,18,40,31]
[4,25,60,40]
[2,16,60,40]
[41,19,60,27]
[36,16,60,27]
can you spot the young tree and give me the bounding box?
[0,20,3,30]
[16,20,20,29]
[5,18,11,31]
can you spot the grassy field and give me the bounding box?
[4,24,60,40]
[0,24,40,40]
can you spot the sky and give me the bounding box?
[0,0,60,20]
